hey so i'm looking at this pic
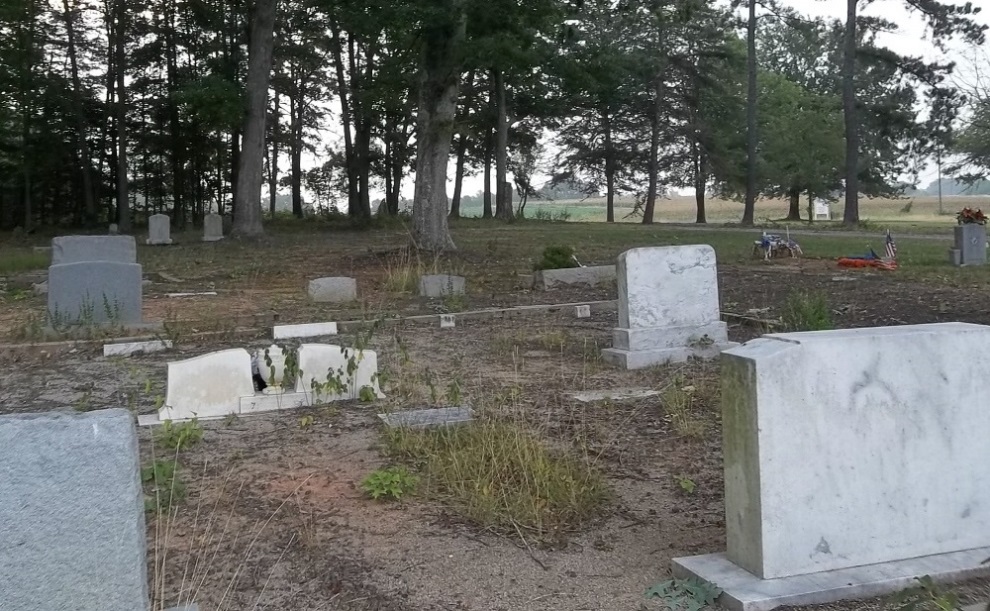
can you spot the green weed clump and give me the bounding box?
[0,251,48,274]
[780,290,833,332]
[384,420,609,538]
[534,245,578,271]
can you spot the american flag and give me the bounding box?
[885,230,897,260]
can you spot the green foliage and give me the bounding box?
[141,459,186,512]
[384,421,609,536]
[0,251,48,274]
[888,576,963,611]
[676,475,696,494]
[361,466,418,501]
[154,419,204,451]
[534,245,578,271]
[645,577,723,611]
[780,290,833,332]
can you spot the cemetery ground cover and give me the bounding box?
[2,220,990,610]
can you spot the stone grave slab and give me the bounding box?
[308,277,357,303]
[602,245,735,369]
[378,406,475,429]
[51,235,137,265]
[569,388,661,403]
[418,274,466,297]
[48,261,143,325]
[295,344,384,401]
[273,322,339,340]
[147,213,173,245]
[439,314,455,328]
[535,265,616,290]
[202,213,224,242]
[574,305,591,318]
[104,339,172,357]
[0,409,148,611]
[952,224,987,266]
[674,322,990,610]
[162,348,254,421]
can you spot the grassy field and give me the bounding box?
[460,194,990,227]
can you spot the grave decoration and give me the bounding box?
[837,230,897,271]
[752,231,802,260]
[950,208,987,266]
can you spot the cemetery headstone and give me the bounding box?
[51,235,137,265]
[202,213,224,242]
[574,305,591,318]
[419,274,466,297]
[439,314,456,329]
[950,223,986,266]
[162,349,254,421]
[108,223,119,234]
[673,322,990,610]
[602,245,735,369]
[535,265,615,290]
[307,277,357,303]
[378,406,474,429]
[48,261,143,325]
[222,213,233,235]
[0,409,148,611]
[295,343,384,401]
[147,213,173,245]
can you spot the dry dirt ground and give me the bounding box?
[2,239,990,610]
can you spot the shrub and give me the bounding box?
[534,245,578,271]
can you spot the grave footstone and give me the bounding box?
[307,277,357,303]
[0,409,148,611]
[534,265,615,290]
[51,235,137,265]
[602,245,736,369]
[418,274,466,297]
[48,261,143,325]
[439,314,456,329]
[673,322,990,610]
[147,213,173,245]
[378,406,474,429]
[574,305,591,318]
[202,213,224,242]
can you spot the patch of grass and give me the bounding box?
[780,290,833,332]
[0,250,48,274]
[141,459,186,511]
[384,420,609,538]
[662,381,709,439]
[154,419,204,451]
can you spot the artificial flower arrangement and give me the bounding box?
[957,207,988,225]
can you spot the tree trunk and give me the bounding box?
[411,1,465,251]
[741,0,757,226]
[450,132,467,218]
[165,0,183,227]
[115,0,130,232]
[62,0,97,226]
[643,79,662,225]
[290,89,302,217]
[330,23,359,217]
[695,150,707,224]
[493,68,512,220]
[232,0,278,237]
[787,187,801,221]
[842,0,860,226]
[603,106,614,224]
[269,89,279,217]
[482,127,493,218]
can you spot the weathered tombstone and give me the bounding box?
[147,213,173,245]
[418,274,466,297]
[378,406,474,429]
[48,261,143,325]
[294,343,384,401]
[202,213,224,242]
[602,245,736,369]
[51,235,137,265]
[534,265,615,290]
[574,305,591,319]
[307,277,357,302]
[673,322,990,610]
[0,409,149,611]
[439,314,456,329]
[254,344,288,390]
[222,213,233,235]
[162,348,254,421]
[813,199,830,221]
[950,223,986,266]
[108,223,119,234]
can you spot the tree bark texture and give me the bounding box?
[115,0,130,231]
[741,0,757,226]
[232,0,278,237]
[411,1,465,251]
[842,0,860,225]
[493,68,512,220]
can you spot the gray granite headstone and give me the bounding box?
[0,409,149,611]
[51,235,137,265]
[418,274,466,298]
[48,261,143,324]
[378,406,474,429]
[308,277,358,302]
[953,224,986,266]
[147,214,173,245]
[203,213,224,242]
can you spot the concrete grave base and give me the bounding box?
[672,547,990,611]
[601,341,736,370]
